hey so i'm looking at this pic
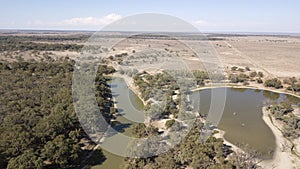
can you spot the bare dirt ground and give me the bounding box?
[100,34,300,79]
[1,32,299,80]
[212,36,300,78]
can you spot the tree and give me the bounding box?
[7,149,43,169]
[264,78,283,89]
[0,125,34,157]
[228,74,249,83]
[258,72,264,78]
[165,119,175,129]
[257,78,263,84]
[231,149,263,169]
[131,124,158,138]
[0,61,111,168]
[41,134,80,168]
[243,81,250,86]
[250,71,257,77]
[231,66,238,71]
[289,77,297,85]
[287,83,300,92]
[228,74,238,83]
[238,68,245,72]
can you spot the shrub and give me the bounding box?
[287,84,300,92]
[231,66,238,71]
[119,69,125,75]
[264,78,283,89]
[228,74,249,83]
[228,74,239,83]
[165,119,175,129]
[257,78,263,84]
[243,81,250,86]
[238,68,244,72]
[258,72,264,78]
[238,73,249,82]
[249,71,257,77]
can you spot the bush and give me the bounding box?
[238,68,244,72]
[228,74,248,83]
[165,119,175,129]
[287,77,297,85]
[238,73,249,82]
[243,81,250,86]
[131,124,158,138]
[231,66,238,71]
[249,71,257,77]
[287,84,300,92]
[258,72,264,78]
[119,68,125,75]
[257,78,263,84]
[264,78,283,89]
[245,67,251,71]
[229,74,239,83]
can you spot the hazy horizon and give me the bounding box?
[1,28,300,36]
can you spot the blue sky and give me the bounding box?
[1,0,299,32]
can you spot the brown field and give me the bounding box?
[1,31,299,79]
[213,35,300,78]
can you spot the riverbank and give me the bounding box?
[214,107,299,169]
[213,129,241,153]
[260,107,300,169]
[206,84,300,169]
[109,72,147,106]
[192,82,300,99]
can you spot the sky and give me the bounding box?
[0,0,299,33]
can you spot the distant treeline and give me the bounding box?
[0,40,84,52]
[0,35,90,42]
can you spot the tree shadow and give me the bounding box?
[112,122,132,133]
[81,148,106,169]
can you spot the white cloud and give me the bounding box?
[194,20,211,26]
[25,13,122,30]
[60,13,122,26]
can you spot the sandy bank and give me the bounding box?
[260,107,300,169]
[213,129,241,153]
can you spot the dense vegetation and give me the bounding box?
[268,102,300,139]
[228,73,249,83]
[133,71,180,102]
[0,61,115,168]
[0,35,89,43]
[285,77,300,92]
[264,78,283,89]
[229,66,265,86]
[122,123,262,169]
[229,66,300,95]
[0,35,87,53]
[0,41,84,52]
